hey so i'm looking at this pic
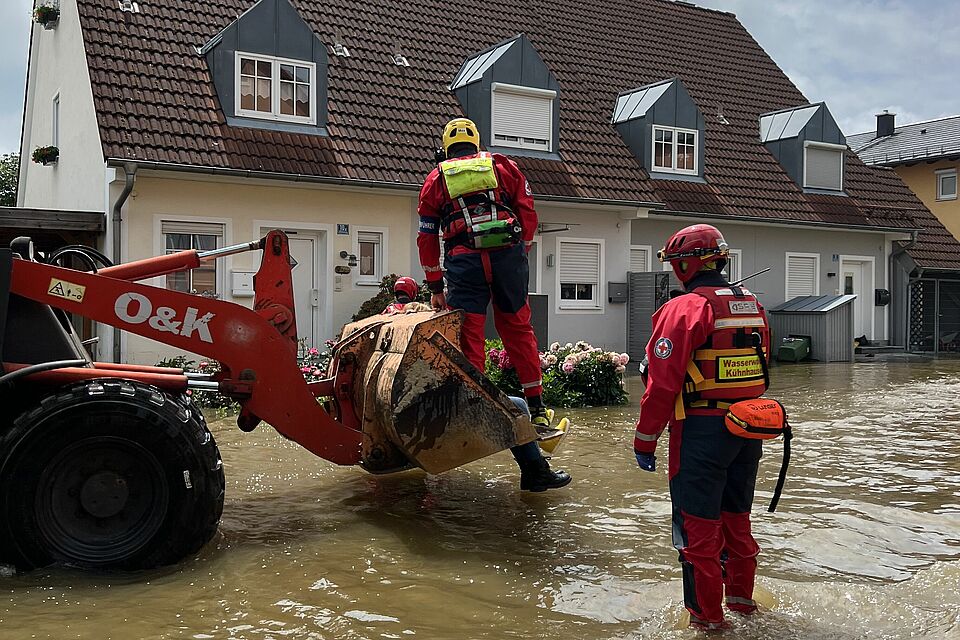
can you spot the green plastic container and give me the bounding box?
[777,336,810,363]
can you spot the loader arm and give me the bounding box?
[8,231,363,465]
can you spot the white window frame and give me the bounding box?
[152,215,232,298]
[527,235,543,294]
[490,82,556,153]
[725,248,742,283]
[803,141,845,191]
[651,125,698,175]
[784,252,820,298]
[235,51,317,125]
[51,92,60,148]
[936,168,958,201]
[353,226,388,287]
[629,244,652,273]
[556,237,605,314]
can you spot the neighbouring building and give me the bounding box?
[18,0,957,363]
[850,113,960,353]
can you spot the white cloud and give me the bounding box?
[696,0,960,135]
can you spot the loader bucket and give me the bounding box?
[332,311,538,475]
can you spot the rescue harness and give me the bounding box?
[678,285,792,513]
[438,153,522,252]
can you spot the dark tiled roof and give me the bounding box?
[849,115,960,166]
[75,0,959,269]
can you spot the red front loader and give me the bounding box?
[0,231,543,571]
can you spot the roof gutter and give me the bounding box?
[111,162,137,362]
[105,158,665,209]
[648,208,921,234]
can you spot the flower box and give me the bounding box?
[32,146,59,166]
[34,6,60,29]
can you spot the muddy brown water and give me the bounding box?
[3,360,960,639]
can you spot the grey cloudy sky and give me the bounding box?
[0,0,957,155]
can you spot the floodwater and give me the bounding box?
[3,359,960,639]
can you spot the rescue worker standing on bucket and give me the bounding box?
[418,118,570,492]
[634,224,771,630]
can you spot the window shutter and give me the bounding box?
[560,242,600,284]
[787,255,817,298]
[629,247,650,272]
[492,90,552,146]
[161,221,224,237]
[805,147,843,190]
[357,231,381,244]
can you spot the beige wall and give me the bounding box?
[121,174,416,364]
[895,159,960,241]
[18,0,105,212]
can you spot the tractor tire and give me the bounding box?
[0,379,225,571]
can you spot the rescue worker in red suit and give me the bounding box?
[633,224,771,630]
[382,276,419,315]
[418,118,570,492]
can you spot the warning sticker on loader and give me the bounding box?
[47,278,86,303]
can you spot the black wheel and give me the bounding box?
[0,380,225,571]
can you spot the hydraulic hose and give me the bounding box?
[0,360,89,386]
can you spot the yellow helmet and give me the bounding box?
[442,118,480,153]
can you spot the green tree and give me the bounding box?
[0,153,19,207]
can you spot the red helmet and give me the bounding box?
[658,224,728,284]
[393,276,419,301]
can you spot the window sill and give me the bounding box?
[557,305,604,314]
[936,195,958,202]
[647,171,706,183]
[355,279,380,287]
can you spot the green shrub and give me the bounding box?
[485,339,629,408]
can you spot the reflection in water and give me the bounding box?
[2,360,960,639]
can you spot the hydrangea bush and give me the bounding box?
[485,339,629,408]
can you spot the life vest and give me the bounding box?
[438,153,521,251]
[676,285,769,419]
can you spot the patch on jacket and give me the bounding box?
[654,337,673,359]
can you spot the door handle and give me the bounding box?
[310,288,320,307]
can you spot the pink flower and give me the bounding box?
[300,366,312,373]
[546,354,557,366]
[198,361,209,370]
[325,339,336,348]
[562,361,575,374]
[312,369,323,377]
[488,348,500,360]
[308,347,319,356]
[615,364,626,374]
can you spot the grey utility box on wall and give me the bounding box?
[608,282,628,304]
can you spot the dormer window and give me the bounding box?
[236,53,315,124]
[201,0,328,135]
[612,78,705,180]
[652,125,698,174]
[449,35,561,158]
[760,103,846,193]
[491,83,555,152]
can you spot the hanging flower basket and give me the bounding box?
[32,146,59,166]
[34,6,60,29]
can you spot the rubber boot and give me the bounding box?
[529,405,552,433]
[519,456,572,492]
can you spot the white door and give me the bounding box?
[842,260,872,339]
[260,228,323,347]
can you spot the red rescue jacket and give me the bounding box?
[634,274,770,454]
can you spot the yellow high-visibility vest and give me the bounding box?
[440,153,499,199]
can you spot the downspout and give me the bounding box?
[111,163,137,362]
[890,229,919,349]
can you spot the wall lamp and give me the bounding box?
[339,250,358,267]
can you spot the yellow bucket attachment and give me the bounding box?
[333,310,538,475]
